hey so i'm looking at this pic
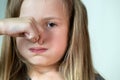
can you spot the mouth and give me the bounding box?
[29,47,48,54]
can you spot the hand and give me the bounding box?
[0,17,39,42]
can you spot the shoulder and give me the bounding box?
[95,74,105,80]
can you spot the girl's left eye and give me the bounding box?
[47,22,57,28]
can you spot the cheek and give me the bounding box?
[46,38,67,65]
[16,38,29,56]
[16,38,25,49]
[50,29,68,56]
[16,38,25,60]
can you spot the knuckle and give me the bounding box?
[28,17,34,23]
[26,22,32,28]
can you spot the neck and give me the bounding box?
[26,64,63,80]
[27,64,59,75]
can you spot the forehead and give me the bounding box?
[20,0,68,20]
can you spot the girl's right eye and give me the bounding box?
[47,22,57,28]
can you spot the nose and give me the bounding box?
[36,23,45,45]
[38,35,45,44]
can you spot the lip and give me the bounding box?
[29,47,48,54]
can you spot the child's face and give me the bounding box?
[16,0,69,66]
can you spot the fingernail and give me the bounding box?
[25,33,34,40]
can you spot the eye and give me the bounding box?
[47,22,57,28]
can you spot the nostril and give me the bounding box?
[38,37,44,45]
[33,36,39,42]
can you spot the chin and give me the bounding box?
[28,59,50,66]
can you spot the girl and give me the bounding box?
[0,0,105,80]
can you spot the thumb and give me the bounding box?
[24,32,39,42]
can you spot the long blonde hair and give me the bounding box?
[0,0,96,80]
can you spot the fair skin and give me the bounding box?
[0,17,40,42]
[0,0,69,80]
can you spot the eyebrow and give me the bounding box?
[41,17,62,21]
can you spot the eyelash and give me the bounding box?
[47,22,57,28]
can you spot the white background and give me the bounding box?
[0,0,120,80]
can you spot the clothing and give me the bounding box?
[96,74,105,80]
